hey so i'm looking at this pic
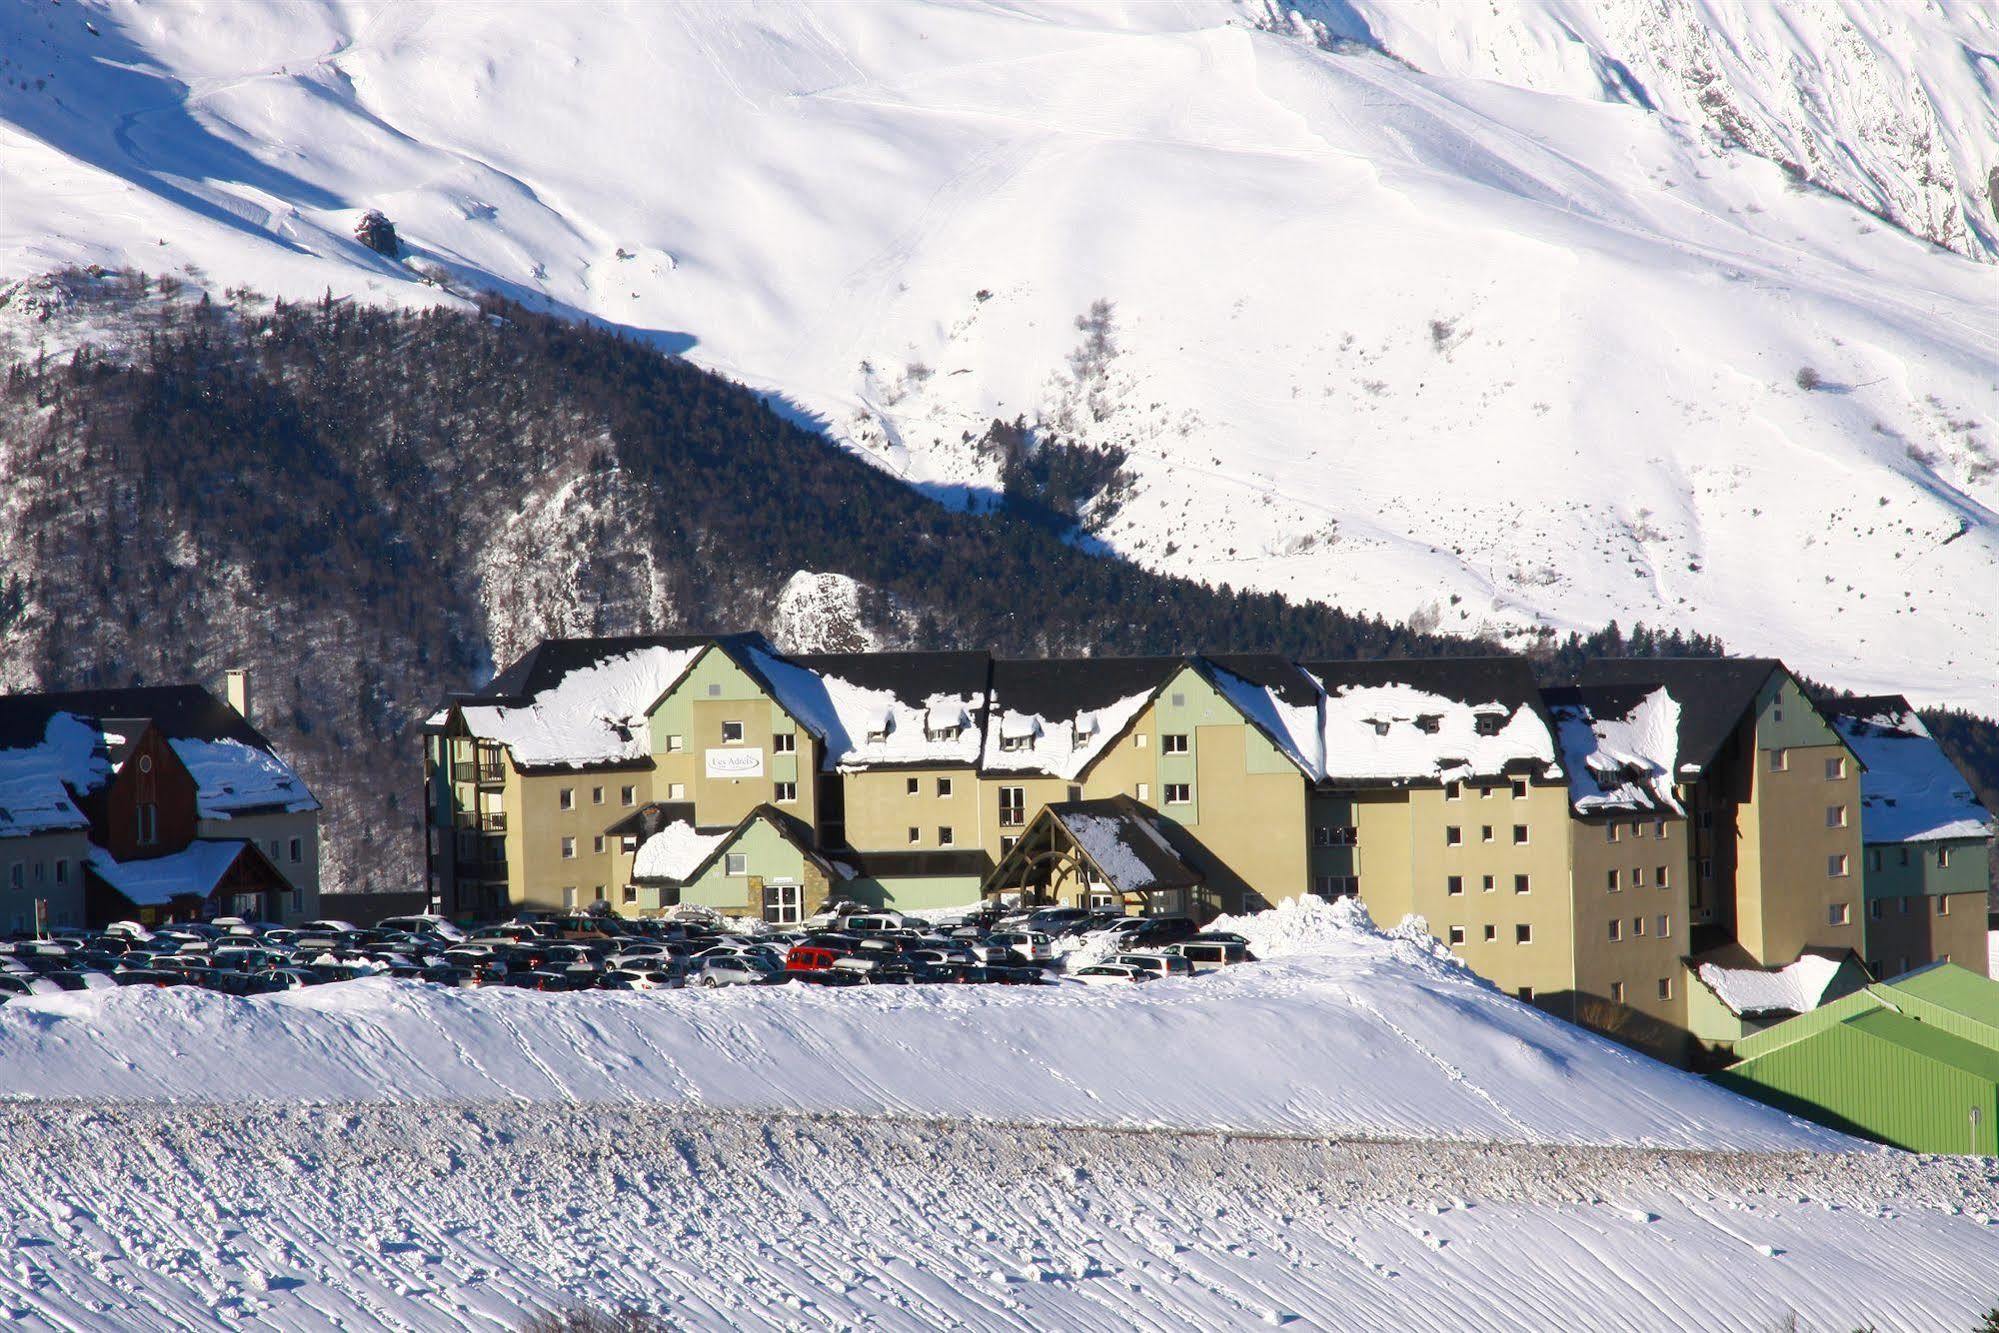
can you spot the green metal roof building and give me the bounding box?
[1712,963,1999,1156]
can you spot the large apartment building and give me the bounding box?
[421,636,1991,1063]
[0,675,322,929]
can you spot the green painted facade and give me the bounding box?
[843,875,983,912]
[647,648,803,789]
[1148,666,1292,827]
[676,818,809,912]
[1863,837,1989,901]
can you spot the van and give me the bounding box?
[785,945,847,973]
[844,913,910,935]
[1169,939,1252,972]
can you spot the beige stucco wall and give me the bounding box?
[1866,889,1990,978]
[505,761,653,914]
[201,810,322,923]
[1569,813,1692,1054]
[0,830,91,931]
[838,766,985,853]
[972,773,1074,863]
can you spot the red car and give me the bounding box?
[785,945,847,973]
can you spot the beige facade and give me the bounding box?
[1865,888,1989,979]
[1568,814,1692,1060]
[839,767,985,857]
[204,810,321,923]
[0,830,91,932]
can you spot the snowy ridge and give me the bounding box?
[458,645,701,769]
[0,897,1841,1149]
[1695,953,1849,1019]
[1315,682,1558,785]
[1,2,1991,710]
[1829,700,1994,844]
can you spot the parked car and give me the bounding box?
[787,968,867,988]
[377,914,467,941]
[1169,939,1254,971]
[785,945,848,973]
[696,955,781,987]
[1110,916,1201,947]
[1113,951,1196,981]
[112,969,190,988]
[418,965,481,989]
[42,969,116,992]
[843,912,911,935]
[973,931,1052,965]
[1071,963,1153,986]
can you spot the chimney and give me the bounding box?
[224,668,252,724]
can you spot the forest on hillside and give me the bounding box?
[0,271,1988,896]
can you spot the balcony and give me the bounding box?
[478,810,508,833]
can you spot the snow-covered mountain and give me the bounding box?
[2,0,1994,708]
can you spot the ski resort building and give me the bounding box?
[420,636,1991,1062]
[0,676,321,928]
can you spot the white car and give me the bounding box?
[844,912,912,934]
[1070,963,1153,986]
[696,955,780,987]
[975,931,1053,964]
[1114,951,1195,981]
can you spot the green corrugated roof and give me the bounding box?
[1843,1008,1999,1082]
[1880,964,1999,1031]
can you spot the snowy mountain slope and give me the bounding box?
[2,1,1994,709]
[0,900,1840,1150]
[1,1103,1993,1333]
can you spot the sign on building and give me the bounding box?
[705,748,765,779]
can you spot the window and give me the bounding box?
[1633,866,1647,888]
[1515,924,1532,944]
[665,734,684,752]
[938,827,954,846]
[1483,924,1496,941]
[1447,925,1466,946]
[621,785,636,807]
[1699,857,1714,880]
[1937,896,1950,917]
[1607,823,1620,844]
[707,684,722,697]
[1828,853,1850,878]
[1511,824,1528,845]
[1445,826,1462,846]
[269,840,281,862]
[725,853,747,876]
[1633,915,1646,937]
[1610,981,1625,1004]
[1315,826,1333,847]
[4,865,18,891]
[1480,825,1494,843]
[1828,902,1850,926]
[998,787,1025,827]
[289,837,304,863]
[53,860,67,884]
[137,802,158,846]
[1473,713,1502,737]
[1769,748,1788,772]
[1898,847,1909,866]
[592,786,605,805]
[1480,785,1494,800]
[1698,811,1713,831]
[907,826,921,845]
[1136,782,1150,801]
[774,733,796,753]
[1825,757,1846,780]
[1447,875,1464,896]
[1657,914,1671,938]
[1607,869,1621,891]
[1481,875,1496,893]
[775,781,797,804]
[906,777,920,796]
[1655,865,1669,888]
[1826,805,1846,828]
[1317,826,1358,847]
[1135,733,1148,749]
[1170,692,1186,707]
[623,884,637,905]
[1518,986,1535,1001]
[1313,875,1334,897]
[593,835,606,854]
[1164,783,1192,805]
[1162,733,1189,755]
[1000,836,1018,855]
[559,788,575,811]
[721,721,744,744]
[561,836,576,859]
[1608,919,1622,942]
[1898,897,1910,916]
[1868,848,1881,872]
[668,782,687,800]
[1937,847,1951,869]
[936,777,953,797]
[1868,899,1883,921]
[1511,779,1527,799]
[1630,820,1644,839]
[763,882,801,925]
[1657,978,1673,1001]
[1444,781,1461,801]
[1513,874,1530,894]
[563,887,578,909]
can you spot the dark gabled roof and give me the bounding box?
[786,651,992,706]
[1572,657,1783,772]
[1304,656,1545,714]
[986,656,1184,721]
[1200,655,1321,708]
[1819,694,1911,723]
[602,801,697,839]
[478,632,735,702]
[0,685,278,754]
[1046,795,1204,892]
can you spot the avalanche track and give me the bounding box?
[0,1103,1992,1332]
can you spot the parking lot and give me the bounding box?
[0,904,1257,1000]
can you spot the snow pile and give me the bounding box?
[631,820,729,882]
[981,692,1154,780]
[0,900,1845,1149]
[169,736,319,818]
[1695,954,1847,1019]
[1208,892,1457,965]
[0,712,103,837]
[1316,683,1557,784]
[84,840,246,907]
[1828,702,1992,844]
[459,645,701,768]
[1549,687,1682,815]
[747,646,983,771]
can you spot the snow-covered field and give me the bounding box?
[3,0,1993,709]
[0,899,1994,1329]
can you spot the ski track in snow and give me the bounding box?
[0,1104,1990,1332]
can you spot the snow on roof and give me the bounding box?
[1828,701,1992,844]
[982,690,1154,780]
[1696,954,1847,1019]
[1207,664,1325,780]
[1062,812,1178,892]
[1548,687,1682,816]
[460,645,703,769]
[748,647,984,771]
[632,821,731,883]
[171,738,320,818]
[1316,682,1556,785]
[0,712,106,838]
[86,840,248,907]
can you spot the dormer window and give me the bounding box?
[1474,712,1504,737]
[924,703,965,743]
[998,714,1038,752]
[1000,733,1033,752]
[1367,718,1390,737]
[1414,715,1441,735]
[867,712,894,744]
